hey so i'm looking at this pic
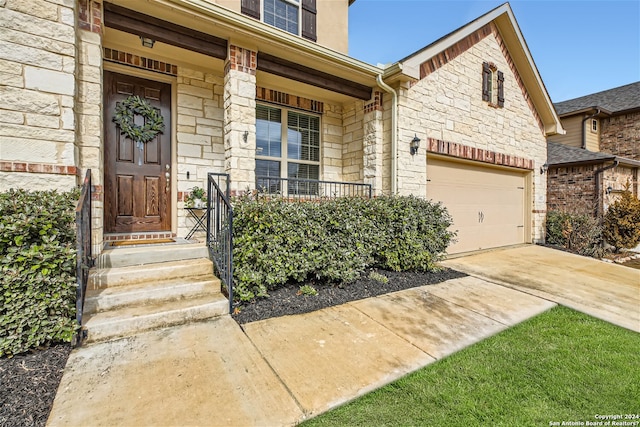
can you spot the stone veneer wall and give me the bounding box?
[600,111,640,161]
[341,101,365,183]
[321,103,344,182]
[603,165,638,212]
[400,24,547,242]
[547,165,598,216]
[0,0,79,191]
[176,68,225,238]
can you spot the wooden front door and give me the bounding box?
[104,71,172,233]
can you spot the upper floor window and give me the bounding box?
[242,0,317,42]
[264,0,299,35]
[591,119,598,133]
[482,62,504,108]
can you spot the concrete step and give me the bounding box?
[89,258,214,290]
[96,243,209,268]
[83,294,229,344]
[84,277,221,315]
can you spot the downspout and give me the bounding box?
[594,160,618,219]
[376,74,398,195]
[581,108,600,149]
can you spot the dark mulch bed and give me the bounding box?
[0,343,71,427]
[232,267,467,324]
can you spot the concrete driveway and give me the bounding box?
[442,245,640,332]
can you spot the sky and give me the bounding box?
[348,0,640,103]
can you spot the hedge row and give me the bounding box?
[232,195,455,301]
[0,189,78,357]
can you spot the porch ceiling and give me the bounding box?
[103,1,379,100]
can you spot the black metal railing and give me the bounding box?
[73,169,92,347]
[206,173,234,313]
[255,176,372,200]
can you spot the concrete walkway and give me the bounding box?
[47,245,636,426]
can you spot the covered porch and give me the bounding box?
[80,0,388,253]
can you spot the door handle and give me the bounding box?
[165,164,170,192]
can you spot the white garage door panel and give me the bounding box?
[427,157,526,254]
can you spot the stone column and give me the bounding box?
[223,45,257,194]
[76,0,104,255]
[363,91,384,195]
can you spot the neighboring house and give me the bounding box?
[547,82,640,218]
[0,1,562,255]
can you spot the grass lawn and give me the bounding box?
[302,306,640,427]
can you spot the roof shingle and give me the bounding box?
[547,141,615,166]
[554,81,640,116]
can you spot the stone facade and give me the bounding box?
[401,24,547,242]
[341,102,365,183]
[603,165,638,211]
[600,111,640,161]
[176,68,225,238]
[0,0,79,192]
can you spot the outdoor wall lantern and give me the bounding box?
[606,186,613,195]
[140,36,155,48]
[410,134,421,156]
[540,163,549,174]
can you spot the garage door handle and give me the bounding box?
[478,211,484,223]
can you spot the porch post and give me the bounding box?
[77,0,104,255]
[223,44,257,195]
[363,91,384,196]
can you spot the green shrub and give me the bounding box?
[0,189,78,357]
[545,210,604,258]
[232,195,455,301]
[603,186,640,252]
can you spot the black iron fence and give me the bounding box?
[255,176,372,200]
[206,173,234,313]
[73,169,92,347]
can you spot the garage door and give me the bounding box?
[426,157,527,254]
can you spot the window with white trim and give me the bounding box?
[256,104,320,195]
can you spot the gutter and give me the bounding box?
[376,74,398,195]
[594,160,618,219]
[581,108,600,149]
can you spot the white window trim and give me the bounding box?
[261,0,302,37]
[255,103,322,181]
[591,119,598,133]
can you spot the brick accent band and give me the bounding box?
[426,138,534,170]
[227,45,257,75]
[79,0,102,34]
[0,161,77,176]
[104,48,178,76]
[364,91,383,113]
[420,24,493,78]
[256,87,324,114]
